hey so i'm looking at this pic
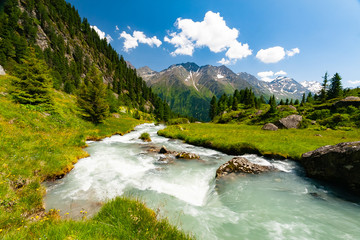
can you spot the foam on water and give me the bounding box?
[44,123,360,240]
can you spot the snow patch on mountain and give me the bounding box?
[300,81,322,93]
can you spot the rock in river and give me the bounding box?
[176,152,200,159]
[301,141,360,195]
[216,157,273,179]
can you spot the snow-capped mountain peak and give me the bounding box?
[300,81,322,93]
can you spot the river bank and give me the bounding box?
[158,123,360,161]
[43,123,360,240]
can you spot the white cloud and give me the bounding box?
[165,11,252,61]
[119,30,162,52]
[106,34,113,43]
[275,70,287,76]
[348,80,360,85]
[217,58,231,65]
[256,46,300,63]
[225,42,252,61]
[257,71,275,82]
[164,32,194,56]
[286,48,300,57]
[256,46,285,64]
[115,25,119,31]
[90,25,113,43]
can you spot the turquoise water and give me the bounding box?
[45,123,360,239]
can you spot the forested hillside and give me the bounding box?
[0,0,171,121]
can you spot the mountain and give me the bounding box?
[138,63,258,121]
[300,81,322,94]
[0,0,170,121]
[138,63,310,121]
[267,76,310,100]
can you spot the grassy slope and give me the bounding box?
[158,123,360,160]
[0,75,192,239]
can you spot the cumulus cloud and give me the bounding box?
[115,25,119,31]
[348,80,360,85]
[119,30,162,52]
[217,58,231,65]
[90,25,113,43]
[165,11,252,61]
[256,46,285,64]
[256,46,300,63]
[286,48,300,57]
[257,70,287,82]
[275,70,287,76]
[257,71,275,82]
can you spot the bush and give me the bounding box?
[167,118,190,125]
[139,132,151,142]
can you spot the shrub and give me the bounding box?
[139,132,151,142]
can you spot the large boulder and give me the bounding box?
[276,114,302,129]
[0,65,5,75]
[301,141,360,195]
[216,157,273,179]
[333,96,360,108]
[262,123,278,131]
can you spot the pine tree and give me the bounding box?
[279,99,284,105]
[268,95,277,113]
[77,65,109,124]
[327,73,343,99]
[209,95,218,120]
[11,48,53,109]
[301,93,306,105]
[319,72,328,102]
[306,92,313,103]
[294,99,299,105]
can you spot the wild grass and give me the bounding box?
[0,75,192,239]
[3,197,192,240]
[158,123,360,160]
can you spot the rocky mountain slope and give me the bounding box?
[138,63,311,121]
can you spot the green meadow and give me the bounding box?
[0,75,192,239]
[158,123,360,160]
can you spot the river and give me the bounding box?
[44,123,360,239]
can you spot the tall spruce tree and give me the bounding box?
[327,73,343,99]
[209,95,218,120]
[11,48,53,109]
[319,72,328,102]
[77,65,109,123]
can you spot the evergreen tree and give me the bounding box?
[319,72,328,102]
[294,99,299,105]
[77,65,109,123]
[11,48,53,109]
[232,96,238,111]
[285,98,289,105]
[306,92,314,103]
[301,93,306,105]
[268,95,277,113]
[290,99,294,105]
[209,95,218,120]
[327,73,343,99]
[279,99,284,105]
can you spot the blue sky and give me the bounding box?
[67,0,360,87]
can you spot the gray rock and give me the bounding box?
[176,152,200,159]
[262,123,278,131]
[276,114,303,129]
[301,141,360,195]
[216,157,273,179]
[159,146,168,154]
[0,65,5,75]
[333,96,360,108]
